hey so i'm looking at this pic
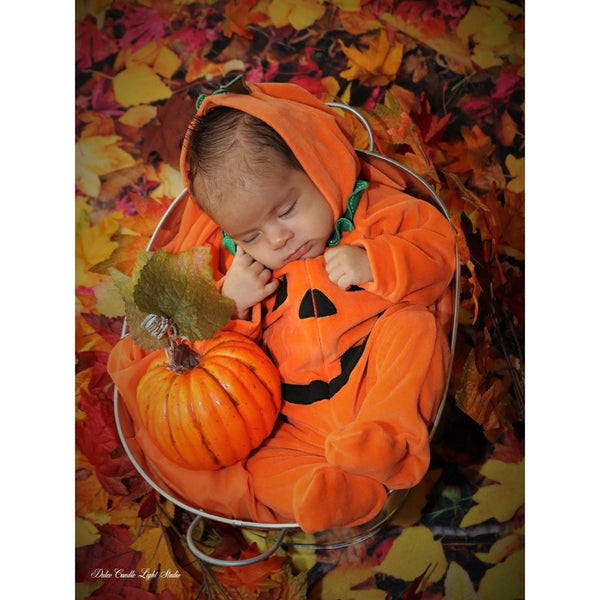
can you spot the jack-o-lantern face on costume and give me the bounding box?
[210,160,335,271]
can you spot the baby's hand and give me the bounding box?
[324,245,373,290]
[222,247,279,320]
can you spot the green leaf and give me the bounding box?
[132,247,233,342]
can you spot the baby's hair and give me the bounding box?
[185,106,302,214]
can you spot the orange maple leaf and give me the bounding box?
[341,30,404,87]
[215,546,286,593]
[451,213,482,324]
[438,124,495,177]
[223,0,266,39]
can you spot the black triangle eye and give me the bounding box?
[272,275,288,311]
[298,289,337,319]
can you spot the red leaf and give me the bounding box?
[141,93,197,168]
[76,388,138,495]
[402,563,432,599]
[76,524,140,597]
[370,535,396,565]
[76,18,117,69]
[81,314,125,347]
[216,545,286,593]
[76,351,114,399]
[116,5,171,52]
[137,492,157,520]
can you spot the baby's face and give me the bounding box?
[213,164,334,270]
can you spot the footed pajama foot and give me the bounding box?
[292,465,387,533]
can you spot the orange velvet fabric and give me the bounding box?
[107,80,455,533]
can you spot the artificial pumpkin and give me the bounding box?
[136,330,282,470]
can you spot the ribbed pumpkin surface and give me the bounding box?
[136,331,282,470]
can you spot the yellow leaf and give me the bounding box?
[75,453,111,515]
[505,154,524,194]
[380,13,473,75]
[76,517,101,547]
[75,200,122,287]
[320,565,387,600]
[375,526,447,583]
[147,162,185,200]
[287,545,317,572]
[118,105,157,128]
[184,57,245,83]
[154,45,181,79]
[479,0,523,16]
[443,561,477,600]
[131,524,189,594]
[341,30,404,87]
[456,5,515,69]
[75,581,102,600]
[113,63,173,107]
[474,534,524,565]
[266,0,326,30]
[128,39,161,67]
[331,0,360,10]
[477,549,525,600]
[93,278,126,318]
[392,468,443,528]
[339,10,381,35]
[75,0,112,28]
[321,75,340,98]
[76,135,136,197]
[460,459,524,528]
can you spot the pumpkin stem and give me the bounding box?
[171,341,201,372]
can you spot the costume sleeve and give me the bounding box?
[349,194,455,306]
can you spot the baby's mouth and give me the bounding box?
[286,241,312,262]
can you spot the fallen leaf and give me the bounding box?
[375,526,447,583]
[460,458,524,528]
[341,30,404,87]
[477,549,525,600]
[505,154,524,193]
[222,0,267,39]
[141,92,197,168]
[454,350,505,432]
[113,63,173,107]
[456,4,520,70]
[90,233,151,278]
[319,565,386,600]
[153,45,181,78]
[474,533,524,565]
[450,215,482,324]
[119,105,158,129]
[264,0,326,30]
[215,546,286,593]
[76,135,137,196]
[442,561,476,600]
[75,200,121,287]
[391,468,443,528]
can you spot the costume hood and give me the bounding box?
[179,76,361,225]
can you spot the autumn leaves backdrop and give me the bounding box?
[75,1,525,598]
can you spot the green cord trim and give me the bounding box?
[221,231,237,255]
[196,74,251,110]
[327,179,368,247]
[221,180,368,255]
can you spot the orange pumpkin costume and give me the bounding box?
[108,78,455,533]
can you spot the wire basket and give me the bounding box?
[113,104,460,566]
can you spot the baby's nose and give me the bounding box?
[266,224,292,250]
